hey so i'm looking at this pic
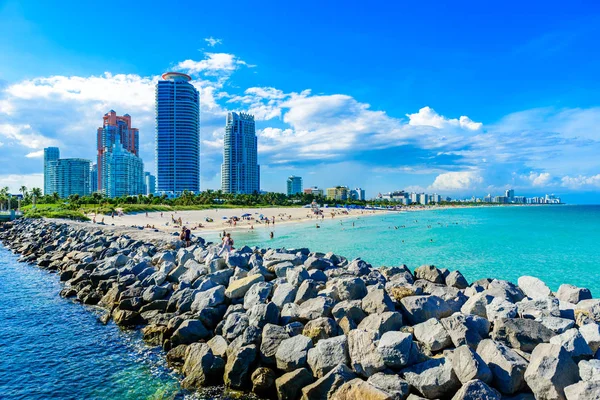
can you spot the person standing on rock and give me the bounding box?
[180,226,191,247]
[218,233,233,255]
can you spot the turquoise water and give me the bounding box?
[0,246,183,400]
[208,205,600,296]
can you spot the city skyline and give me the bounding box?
[1,2,600,203]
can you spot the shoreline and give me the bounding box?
[1,217,598,399]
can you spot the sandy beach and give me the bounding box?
[93,206,390,235]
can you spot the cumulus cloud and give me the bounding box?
[561,174,600,188]
[0,123,56,149]
[204,37,222,47]
[429,171,484,191]
[407,106,482,130]
[176,53,252,76]
[526,171,552,186]
[25,150,44,158]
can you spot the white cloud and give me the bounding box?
[561,174,600,189]
[429,171,484,191]
[176,53,250,76]
[204,37,222,47]
[526,171,552,186]
[0,123,56,149]
[407,106,482,130]
[0,173,43,193]
[25,150,44,158]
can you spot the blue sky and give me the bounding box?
[1,0,600,202]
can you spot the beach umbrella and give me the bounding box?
[222,216,228,219]
[242,213,251,217]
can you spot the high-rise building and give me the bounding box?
[144,172,156,195]
[103,138,145,198]
[90,164,98,193]
[221,112,260,194]
[97,110,144,198]
[156,72,200,195]
[44,147,60,195]
[349,188,366,201]
[326,186,349,201]
[417,193,429,205]
[505,189,515,201]
[287,176,303,195]
[44,147,91,198]
[304,187,324,196]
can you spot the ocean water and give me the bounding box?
[208,205,600,296]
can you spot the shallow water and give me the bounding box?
[208,205,600,295]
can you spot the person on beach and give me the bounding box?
[218,233,233,255]
[180,226,191,247]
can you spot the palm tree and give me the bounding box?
[19,185,27,198]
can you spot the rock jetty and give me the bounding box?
[1,218,600,400]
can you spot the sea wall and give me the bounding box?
[1,218,599,399]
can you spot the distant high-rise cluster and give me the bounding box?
[43,147,91,197]
[97,110,144,197]
[156,72,200,195]
[324,186,366,201]
[221,112,260,194]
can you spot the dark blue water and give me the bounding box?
[0,245,181,400]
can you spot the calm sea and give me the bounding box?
[0,205,598,399]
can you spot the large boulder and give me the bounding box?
[181,343,222,389]
[367,373,410,400]
[243,281,273,310]
[579,323,600,354]
[251,367,276,396]
[413,318,453,352]
[272,283,297,309]
[537,316,576,334]
[302,364,357,400]
[556,284,592,304]
[348,329,386,378]
[307,335,350,378]
[476,339,528,395]
[298,296,335,321]
[524,343,580,400]
[333,277,368,301]
[549,328,594,360]
[400,295,454,325]
[303,317,338,344]
[564,380,600,400]
[578,359,600,382]
[486,279,525,303]
[491,318,555,352]
[362,288,395,315]
[225,274,264,299]
[414,265,445,284]
[295,279,319,305]
[260,323,290,365]
[518,297,560,319]
[441,313,490,349]
[451,379,501,400]
[358,312,404,336]
[332,300,367,325]
[446,270,469,289]
[224,344,257,389]
[452,345,493,385]
[171,319,210,347]
[400,357,461,399]
[461,292,495,319]
[377,331,413,369]
[276,367,315,400]
[517,276,552,300]
[190,285,226,314]
[276,335,313,372]
[485,297,518,321]
[222,312,250,341]
[333,379,393,400]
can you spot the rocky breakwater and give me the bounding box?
[1,218,600,400]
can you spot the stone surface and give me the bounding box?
[451,379,501,400]
[476,339,528,395]
[446,270,469,289]
[276,367,315,400]
[413,318,453,352]
[491,318,555,352]
[452,345,493,385]
[377,331,413,368]
[171,319,210,346]
[275,334,313,372]
[549,328,594,360]
[486,298,518,321]
[578,359,600,382]
[579,323,600,353]
[461,292,495,319]
[362,288,395,315]
[302,364,357,400]
[303,317,338,344]
[367,373,410,400]
[518,276,552,300]
[348,329,386,378]
[307,335,349,378]
[358,312,404,336]
[537,316,576,334]
[400,295,454,325]
[334,277,368,301]
[251,367,276,395]
[225,274,264,299]
[298,296,334,321]
[441,313,490,349]
[272,283,298,309]
[564,380,600,400]
[333,379,394,400]
[224,344,257,389]
[401,357,461,399]
[525,343,580,400]
[180,343,218,389]
[557,284,592,305]
[414,265,445,284]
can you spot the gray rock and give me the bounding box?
[260,323,289,365]
[286,266,309,287]
[348,329,386,377]
[333,277,368,301]
[222,312,250,341]
[579,323,600,353]
[401,357,461,399]
[190,285,226,314]
[248,302,279,328]
[272,283,297,309]
[251,367,276,395]
[550,328,594,360]
[400,295,454,325]
[276,334,313,372]
[441,313,490,349]
[171,319,210,347]
[347,259,371,276]
[302,364,357,400]
[518,297,560,319]
[461,292,495,318]
[307,335,349,378]
[142,284,169,302]
[557,284,592,304]
[486,279,525,303]
[579,359,600,381]
[357,312,404,336]
[281,303,301,325]
[525,343,580,400]
[304,256,334,270]
[334,378,395,399]
[517,276,552,300]
[224,344,257,389]
[295,279,319,305]
[276,367,315,400]
[225,274,264,299]
[446,270,469,289]
[367,373,410,400]
[575,299,600,324]
[491,318,555,352]
[537,316,576,334]
[486,297,518,321]
[298,296,335,321]
[452,345,493,384]
[362,288,395,314]
[413,318,453,352]
[332,300,367,325]
[564,380,600,400]
[303,317,338,344]
[414,265,445,284]
[180,343,221,389]
[243,281,273,310]
[207,335,228,358]
[378,331,413,368]
[476,339,528,395]
[451,379,501,400]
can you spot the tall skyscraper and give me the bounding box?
[44,147,91,198]
[221,112,260,194]
[144,172,156,195]
[97,110,143,198]
[505,189,515,201]
[287,176,303,195]
[156,72,200,195]
[90,164,98,193]
[44,147,60,195]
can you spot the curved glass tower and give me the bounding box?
[155,72,200,195]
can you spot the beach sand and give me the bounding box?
[92,207,389,235]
